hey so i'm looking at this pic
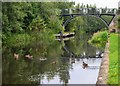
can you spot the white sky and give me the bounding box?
[71,0,119,8]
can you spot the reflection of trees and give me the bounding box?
[2,39,71,84]
[59,62,70,84]
[3,49,34,84]
[62,32,103,58]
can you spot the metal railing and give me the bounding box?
[62,8,117,14]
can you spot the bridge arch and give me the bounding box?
[63,15,109,28]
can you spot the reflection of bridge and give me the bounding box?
[61,41,103,59]
[60,8,117,27]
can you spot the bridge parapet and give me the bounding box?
[62,8,117,14]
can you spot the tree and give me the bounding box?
[2,3,27,34]
[29,16,47,31]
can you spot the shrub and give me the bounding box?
[88,31,108,47]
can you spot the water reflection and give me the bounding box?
[39,58,101,84]
[2,33,104,84]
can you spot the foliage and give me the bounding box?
[100,15,113,26]
[48,15,63,33]
[65,15,107,34]
[88,31,108,47]
[29,16,47,31]
[2,2,74,46]
[2,3,27,35]
[107,34,118,84]
[2,2,110,47]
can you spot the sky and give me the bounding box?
[71,0,119,8]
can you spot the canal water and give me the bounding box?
[2,32,104,84]
[39,58,101,84]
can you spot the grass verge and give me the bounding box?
[108,33,119,84]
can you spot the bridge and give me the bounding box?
[60,8,117,27]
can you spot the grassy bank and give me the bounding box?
[108,34,118,84]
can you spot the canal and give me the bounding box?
[2,32,104,84]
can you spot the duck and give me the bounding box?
[82,61,88,69]
[25,54,33,59]
[14,53,19,60]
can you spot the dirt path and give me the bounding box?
[96,39,110,85]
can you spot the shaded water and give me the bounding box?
[2,33,104,84]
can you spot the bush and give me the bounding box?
[88,31,108,47]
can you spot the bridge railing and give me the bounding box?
[61,8,117,14]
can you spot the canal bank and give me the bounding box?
[96,33,119,85]
[96,38,110,84]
